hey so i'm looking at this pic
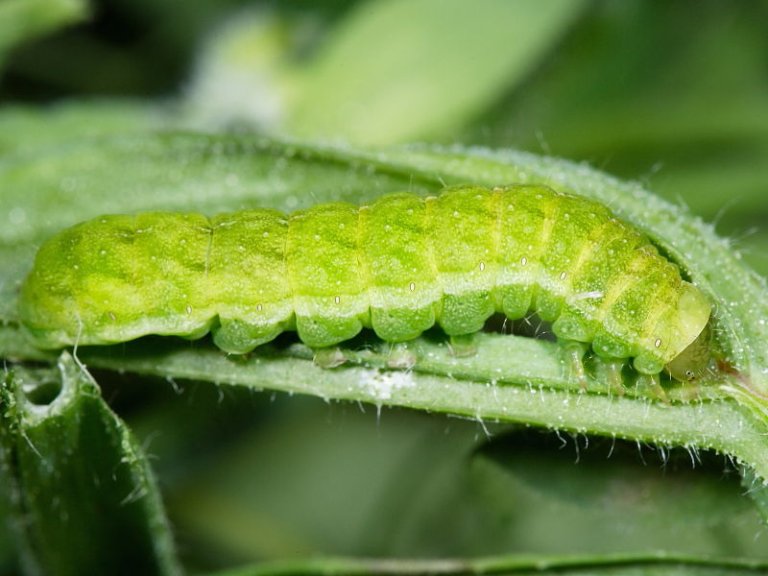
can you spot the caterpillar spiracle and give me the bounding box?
[18,185,712,382]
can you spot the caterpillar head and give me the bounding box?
[662,282,712,381]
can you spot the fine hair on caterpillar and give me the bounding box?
[18,184,712,384]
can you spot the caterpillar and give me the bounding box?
[18,185,711,382]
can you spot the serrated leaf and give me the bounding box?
[0,353,180,575]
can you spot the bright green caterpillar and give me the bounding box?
[19,185,711,381]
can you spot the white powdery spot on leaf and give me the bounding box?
[359,369,416,401]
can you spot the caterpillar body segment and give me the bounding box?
[18,185,711,380]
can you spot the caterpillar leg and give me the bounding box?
[313,347,348,369]
[448,334,478,358]
[635,372,668,402]
[386,343,418,369]
[595,358,626,396]
[563,341,589,389]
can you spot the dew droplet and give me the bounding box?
[409,282,416,292]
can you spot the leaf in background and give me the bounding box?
[469,432,766,558]
[205,555,768,576]
[167,398,485,562]
[0,353,180,576]
[0,0,261,97]
[0,100,164,155]
[0,0,88,72]
[284,0,586,145]
[160,397,768,566]
[183,8,309,132]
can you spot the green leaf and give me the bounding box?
[0,0,88,70]
[0,100,164,155]
[155,394,767,566]
[182,8,305,132]
[285,0,586,144]
[2,134,768,519]
[208,554,768,576]
[0,353,181,576]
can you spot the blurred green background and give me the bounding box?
[2,1,767,574]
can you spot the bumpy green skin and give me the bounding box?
[18,185,711,377]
